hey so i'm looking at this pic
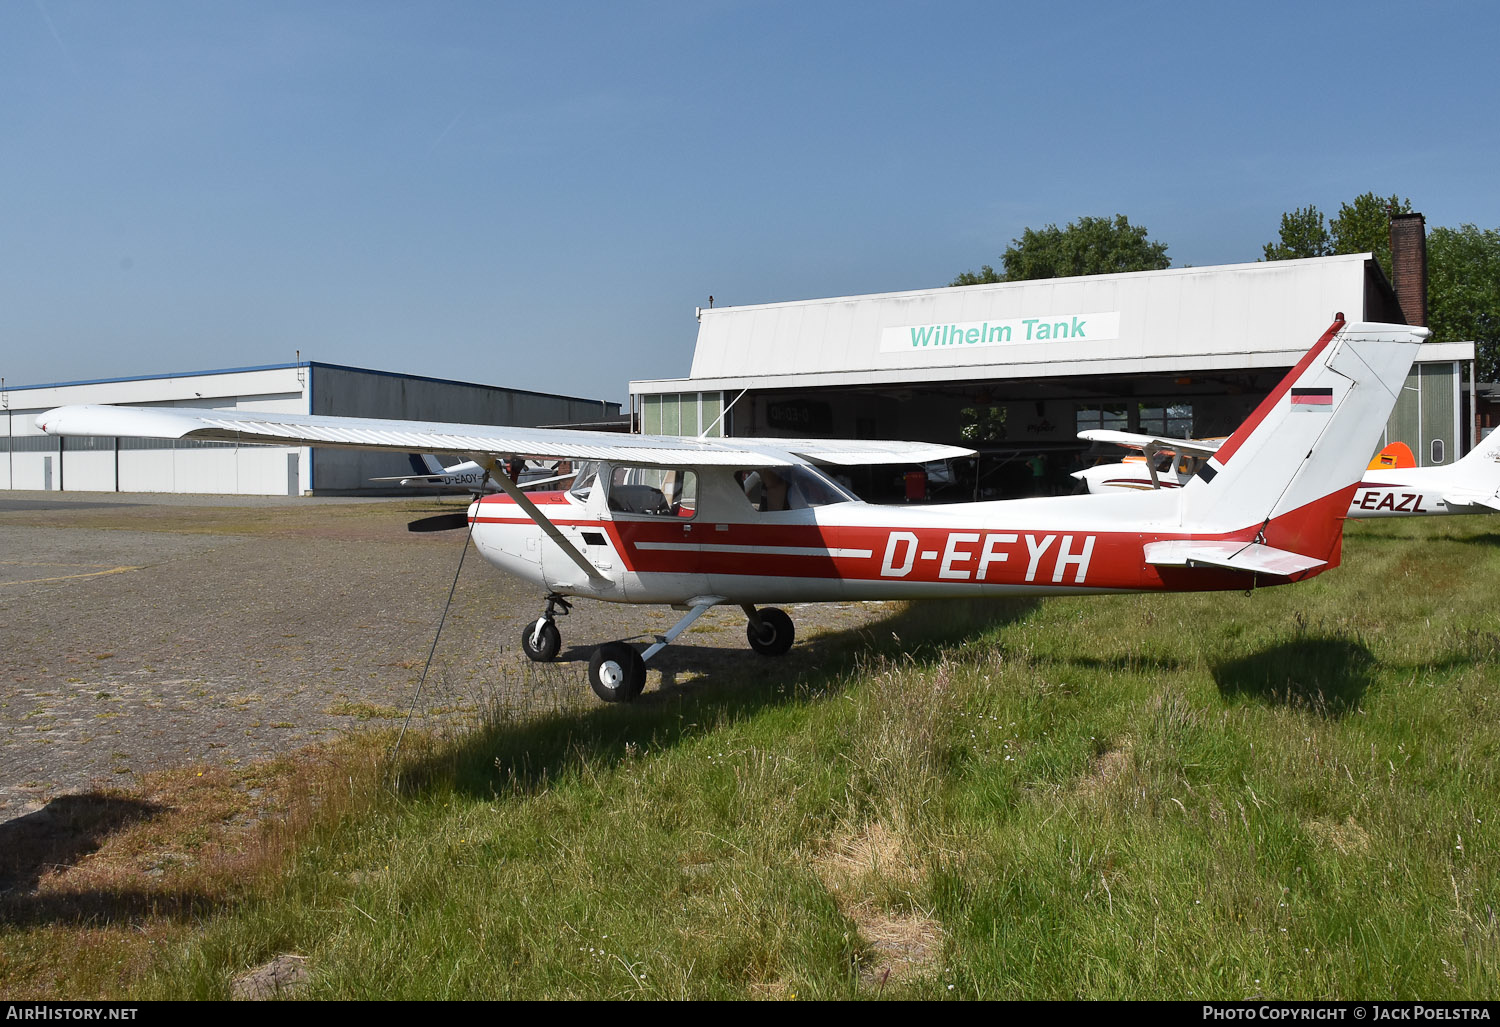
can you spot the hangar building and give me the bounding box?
[631,244,1473,500]
[2,362,621,496]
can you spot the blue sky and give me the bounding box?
[4,1,1497,404]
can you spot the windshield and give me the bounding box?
[736,464,857,512]
[569,461,602,502]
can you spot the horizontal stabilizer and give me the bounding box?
[1143,540,1326,577]
[1442,490,1500,513]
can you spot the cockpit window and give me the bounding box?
[736,464,856,512]
[606,465,697,518]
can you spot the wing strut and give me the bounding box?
[475,457,607,584]
[1142,442,1162,490]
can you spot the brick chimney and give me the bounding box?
[1389,212,1428,326]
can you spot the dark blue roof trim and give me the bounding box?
[3,361,619,410]
[5,362,308,391]
[304,362,619,408]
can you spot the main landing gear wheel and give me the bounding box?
[746,607,795,656]
[588,642,646,703]
[521,617,561,662]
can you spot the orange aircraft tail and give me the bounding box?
[1368,441,1417,470]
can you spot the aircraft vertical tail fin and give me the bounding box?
[1454,423,1500,471]
[1368,441,1417,469]
[1436,422,1500,510]
[1175,320,1427,565]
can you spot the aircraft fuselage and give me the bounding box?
[467,463,1335,607]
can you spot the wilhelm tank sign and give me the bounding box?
[879,312,1121,355]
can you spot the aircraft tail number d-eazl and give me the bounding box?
[39,319,1426,702]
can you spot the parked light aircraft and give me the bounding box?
[1073,439,1417,494]
[1073,417,1500,518]
[39,319,1423,702]
[375,453,496,491]
[371,454,568,492]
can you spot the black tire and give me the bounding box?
[588,642,646,702]
[521,618,561,662]
[746,607,795,656]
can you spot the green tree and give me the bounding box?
[951,264,1003,286]
[1329,192,1413,271]
[1263,192,1413,270]
[1427,224,1500,380]
[951,214,1170,285]
[960,405,1007,442]
[1263,205,1332,260]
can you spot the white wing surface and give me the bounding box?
[37,404,974,469]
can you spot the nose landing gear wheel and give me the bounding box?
[746,607,794,656]
[588,642,646,702]
[521,618,561,662]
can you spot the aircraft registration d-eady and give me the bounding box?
[369,454,572,493]
[39,319,1423,703]
[1073,404,1500,519]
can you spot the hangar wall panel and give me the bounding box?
[5,367,313,494]
[5,362,618,495]
[61,443,117,492]
[307,365,621,491]
[116,447,176,493]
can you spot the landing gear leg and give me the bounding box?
[521,594,570,662]
[586,596,724,703]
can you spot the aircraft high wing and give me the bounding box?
[1075,408,1500,518]
[40,319,1426,702]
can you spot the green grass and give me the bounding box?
[11,515,1500,999]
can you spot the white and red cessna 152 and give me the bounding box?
[39,319,1423,703]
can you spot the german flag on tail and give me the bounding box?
[1290,387,1333,412]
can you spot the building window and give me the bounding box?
[1138,402,1194,438]
[1075,404,1129,434]
[639,392,724,438]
